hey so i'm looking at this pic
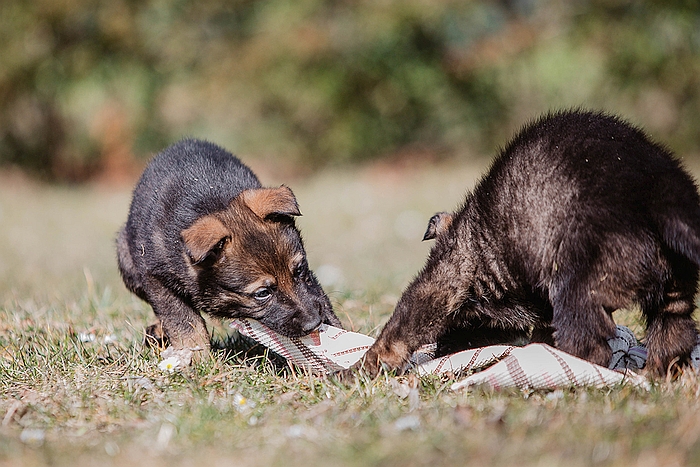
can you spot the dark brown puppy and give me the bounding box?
[351,110,700,378]
[117,139,341,356]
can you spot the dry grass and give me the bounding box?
[3,161,700,467]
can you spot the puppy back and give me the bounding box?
[123,139,263,281]
[130,139,261,228]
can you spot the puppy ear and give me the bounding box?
[182,215,230,266]
[240,186,302,220]
[422,212,454,241]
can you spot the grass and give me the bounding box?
[3,161,700,467]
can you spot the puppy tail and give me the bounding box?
[661,213,700,267]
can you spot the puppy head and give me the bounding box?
[182,186,333,336]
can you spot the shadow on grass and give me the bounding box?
[211,331,291,376]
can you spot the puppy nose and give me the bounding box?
[300,315,322,334]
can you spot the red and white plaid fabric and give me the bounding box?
[230,319,374,373]
[449,343,648,391]
[230,318,650,390]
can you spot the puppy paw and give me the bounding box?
[331,367,360,386]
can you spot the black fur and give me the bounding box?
[356,110,700,377]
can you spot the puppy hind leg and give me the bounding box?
[646,312,697,376]
[644,266,699,376]
[116,228,148,301]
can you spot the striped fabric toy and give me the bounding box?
[229,319,657,390]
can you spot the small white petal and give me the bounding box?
[78,332,96,343]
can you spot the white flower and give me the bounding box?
[232,393,256,412]
[157,346,194,373]
[78,332,96,343]
[103,334,117,345]
[158,356,181,373]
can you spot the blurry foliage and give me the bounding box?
[1,0,699,181]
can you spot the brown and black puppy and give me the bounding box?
[350,110,700,378]
[117,139,341,357]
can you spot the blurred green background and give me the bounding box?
[1,0,699,182]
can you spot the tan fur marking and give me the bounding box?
[182,215,229,263]
[240,186,301,219]
[375,341,410,369]
[242,276,276,295]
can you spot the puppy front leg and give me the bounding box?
[348,287,458,379]
[145,276,210,359]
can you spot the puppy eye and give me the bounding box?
[252,287,273,301]
[294,264,306,278]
